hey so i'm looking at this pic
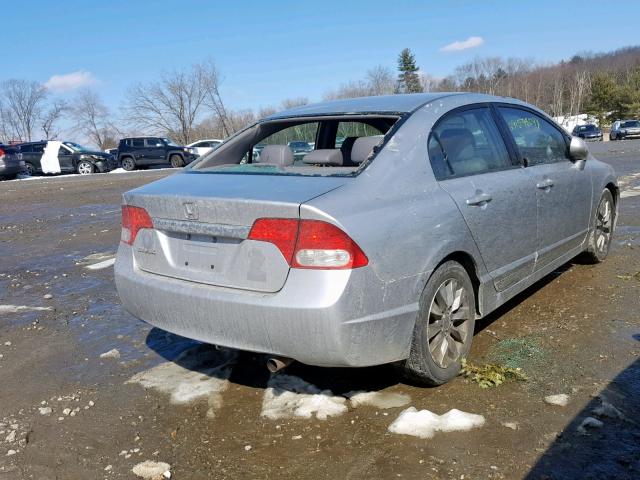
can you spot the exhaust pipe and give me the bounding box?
[266,356,293,373]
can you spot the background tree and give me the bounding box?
[41,100,67,140]
[126,62,212,144]
[396,48,423,93]
[72,89,119,149]
[1,79,48,141]
[585,72,617,126]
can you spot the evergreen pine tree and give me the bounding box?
[397,48,423,93]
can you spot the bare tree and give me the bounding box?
[366,66,395,95]
[41,100,67,139]
[72,89,119,149]
[1,79,48,141]
[281,97,309,109]
[126,62,211,144]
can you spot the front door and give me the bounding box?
[145,138,165,164]
[497,107,592,270]
[429,106,537,291]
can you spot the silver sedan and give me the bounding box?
[115,93,618,385]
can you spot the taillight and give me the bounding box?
[248,218,368,269]
[0,148,4,157]
[121,205,153,245]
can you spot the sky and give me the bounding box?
[3,0,640,114]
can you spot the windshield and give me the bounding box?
[622,121,640,128]
[578,125,596,131]
[63,141,92,152]
[163,138,180,147]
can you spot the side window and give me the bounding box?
[58,145,70,155]
[335,121,382,148]
[253,122,319,162]
[31,144,45,154]
[145,138,162,147]
[429,107,511,180]
[19,144,32,153]
[498,107,568,165]
[132,138,145,148]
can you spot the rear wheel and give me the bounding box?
[77,160,94,175]
[24,163,34,176]
[121,157,136,171]
[170,154,185,168]
[400,261,476,385]
[583,190,615,263]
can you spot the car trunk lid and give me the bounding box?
[123,172,348,292]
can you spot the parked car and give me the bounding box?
[16,141,115,176]
[0,144,25,179]
[115,93,617,386]
[287,140,313,160]
[610,120,640,140]
[117,137,198,171]
[572,124,603,141]
[187,139,222,157]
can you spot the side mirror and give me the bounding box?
[569,136,588,161]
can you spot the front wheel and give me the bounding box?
[583,190,615,263]
[399,261,476,385]
[77,160,94,175]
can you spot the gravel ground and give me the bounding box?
[1,143,639,479]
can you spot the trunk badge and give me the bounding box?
[183,202,198,220]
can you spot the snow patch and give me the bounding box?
[346,390,411,409]
[577,416,603,434]
[0,305,52,314]
[261,374,347,420]
[127,346,235,418]
[388,407,486,439]
[85,257,116,270]
[132,460,171,479]
[544,394,570,407]
[99,348,120,359]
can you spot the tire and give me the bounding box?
[170,154,185,168]
[23,163,34,176]
[583,189,615,264]
[121,157,136,171]
[77,160,94,175]
[400,260,476,386]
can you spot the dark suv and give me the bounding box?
[116,137,198,171]
[16,141,115,176]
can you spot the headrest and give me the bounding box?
[351,136,382,164]
[439,128,475,159]
[302,149,343,166]
[256,145,294,166]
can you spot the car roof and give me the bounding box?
[263,92,535,120]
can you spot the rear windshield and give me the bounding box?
[191,115,400,177]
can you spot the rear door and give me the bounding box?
[496,106,592,270]
[430,105,538,291]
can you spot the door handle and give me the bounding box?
[536,178,554,189]
[466,192,492,206]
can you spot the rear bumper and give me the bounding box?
[0,160,24,177]
[115,244,418,367]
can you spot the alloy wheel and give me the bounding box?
[78,162,93,175]
[595,196,613,253]
[427,278,472,368]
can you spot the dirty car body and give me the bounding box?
[115,93,618,381]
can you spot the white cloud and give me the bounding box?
[44,71,98,92]
[440,36,484,53]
